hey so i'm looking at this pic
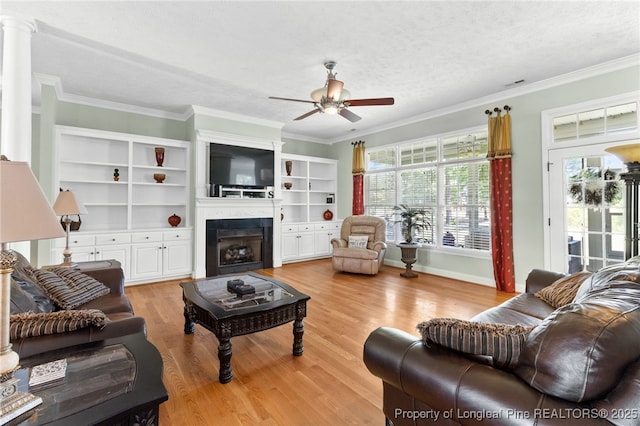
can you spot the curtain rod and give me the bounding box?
[351,140,365,146]
[485,105,511,115]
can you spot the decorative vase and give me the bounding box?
[323,209,333,220]
[154,173,166,183]
[113,168,120,181]
[285,160,292,176]
[155,147,165,167]
[168,214,182,227]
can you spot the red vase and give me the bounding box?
[155,147,165,167]
[168,214,181,227]
[323,209,333,220]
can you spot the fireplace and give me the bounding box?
[206,218,273,276]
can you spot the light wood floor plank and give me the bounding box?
[126,259,513,425]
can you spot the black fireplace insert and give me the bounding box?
[206,218,273,276]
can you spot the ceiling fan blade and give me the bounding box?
[339,108,361,122]
[294,109,320,121]
[344,97,395,107]
[269,96,315,104]
[326,79,344,101]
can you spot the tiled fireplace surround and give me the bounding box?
[193,130,283,278]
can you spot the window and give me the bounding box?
[365,128,490,252]
[553,102,638,142]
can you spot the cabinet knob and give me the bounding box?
[145,236,149,239]
[112,238,116,242]
[73,240,78,244]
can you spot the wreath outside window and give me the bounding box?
[568,168,621,207]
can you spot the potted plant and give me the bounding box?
[393,204,431,244]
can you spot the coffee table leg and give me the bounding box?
[292,318,304,356]
[218,337,233,384]
[183,305,195,334]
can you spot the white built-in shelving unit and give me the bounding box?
[52,126,192,284]
[280,154,341,262]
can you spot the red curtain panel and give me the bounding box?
[352,141,365,215]
[487,109,515,292]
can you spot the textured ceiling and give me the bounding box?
[2,1,639,143]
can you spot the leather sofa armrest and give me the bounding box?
[364,327,604,424]
[13,317,146,358]
[524,269,566,294]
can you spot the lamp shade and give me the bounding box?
[53,190,87,216]
[0,161,65,243]
[605,143,640,163]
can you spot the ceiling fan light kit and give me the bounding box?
[269,61,394,123]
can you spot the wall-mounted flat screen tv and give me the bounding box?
[209,143,274,190]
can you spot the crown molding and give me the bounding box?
[330,53,640,144]
[24,54,639,144]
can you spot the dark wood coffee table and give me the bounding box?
[181,273,310,384]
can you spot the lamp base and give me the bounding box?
[0,376,42,425]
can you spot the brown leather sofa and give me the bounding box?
[364,261,640,425]
[331,215,387,275]
[10,254,146,358]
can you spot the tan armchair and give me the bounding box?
[331,215,387,275]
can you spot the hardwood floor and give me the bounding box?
[126,259,514,425]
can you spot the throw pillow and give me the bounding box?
[534,271,592,308]
[10,309,109,340]
[33,268,110,310]
[348,235,369,249]
[417,318,535,369]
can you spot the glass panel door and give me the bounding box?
[548,144,625,273]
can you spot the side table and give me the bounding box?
[396,242,422,278]
[11,332,167,425]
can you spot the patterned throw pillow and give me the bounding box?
[33,268,110,310]
[534,271,592,308]
[10,309,109,339]
[417,318,535,369]
[348,235,369,249]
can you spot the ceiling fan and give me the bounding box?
[269,61,394,122]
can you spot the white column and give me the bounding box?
[1,16,37,260]
[0,16,36,162]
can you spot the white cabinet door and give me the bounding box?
[96,245,131,278]
[298,232,315,257]
[131,243,163,280]
[163,239,192,276]
[282,233,301,260]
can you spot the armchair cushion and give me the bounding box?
[534,271,592,308]
[10,309,109,339]
[33,268,110,310]
[417,318,535,369]
[348,235,370,249]
[333,247,379,260]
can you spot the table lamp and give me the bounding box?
[0,159,65,422]
[605,142,640,260]
[53,189,87,267]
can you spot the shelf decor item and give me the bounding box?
[113,168,119,182]
[323,209,333,220]
[153,173,166,183]
[285,160,292,176]
[155,147,165,167]
[284,182,292,190]
[168,214,182,227]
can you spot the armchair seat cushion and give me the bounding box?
[333,247,380,260]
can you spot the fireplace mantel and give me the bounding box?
[194,197,282,278]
